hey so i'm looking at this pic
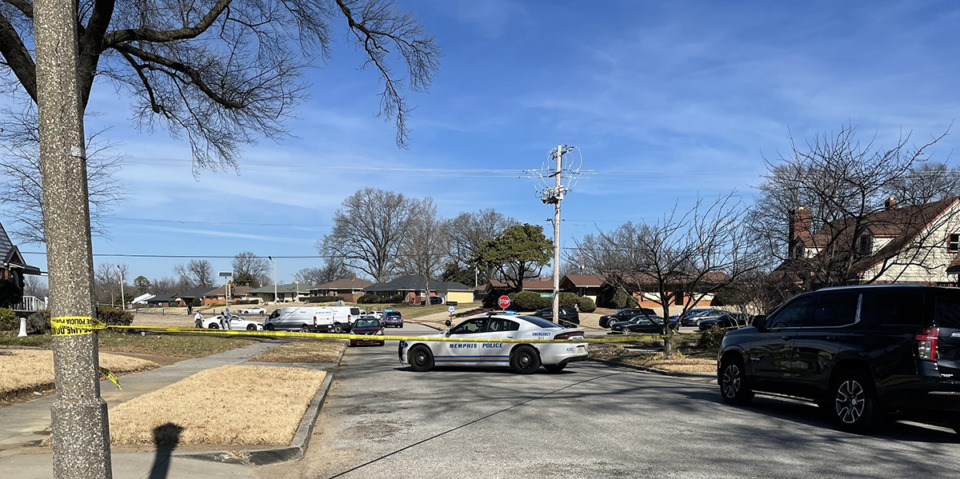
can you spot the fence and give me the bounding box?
[11,295,47,313]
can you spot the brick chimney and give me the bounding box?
[788,207,812,242]
[884,196,897,210]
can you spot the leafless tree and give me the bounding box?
[399,197,449,304]
[318,187,414,282]
[0,0,439,169]
[0,108,124,243]
[577,194,765,356]
[748,125,956,289]
[295,259,355,286]
[173,259,214,288]
[93,262,128,304]
[231,251,270,287]
[149,276,179,295]
[447,209,516,283]
[23,274,48,298]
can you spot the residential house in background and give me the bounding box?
[364,275,473,304]
[559,274,606,302]
[310,278,373,302]
[0,222,43,314]
[202,285,253,305]
[779,196,960,288]
[247,283,314,303]
[175,286,217,307]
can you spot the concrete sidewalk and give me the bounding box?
[0,340,293,478]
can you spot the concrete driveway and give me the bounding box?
[260,322,960,479]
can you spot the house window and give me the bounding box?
[857,234,872,256]
[949,233,960,252]
[674,292,684,305]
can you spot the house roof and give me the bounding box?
[314,278,374,290]
[364,275,471,292]
[561,274,606,288]
[247,283,315,294]
[146,294,178,303]
[0,222,42,275]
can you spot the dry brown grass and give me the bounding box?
[109,365,326,446]
[0,349,157,397]
[589,344,716,373]
[249,339,347,363]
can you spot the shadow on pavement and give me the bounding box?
[148,422,184,479]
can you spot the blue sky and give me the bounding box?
[6,0,960,285]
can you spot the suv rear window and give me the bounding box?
[934,292,960,329]
[861,291,924,326]
[385,311,402,318]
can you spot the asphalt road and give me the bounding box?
[261,322,960,479]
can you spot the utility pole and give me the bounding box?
[551,145,562,322]
[533,145,581,326]
[35,0,113,475]
[117,266,125,310]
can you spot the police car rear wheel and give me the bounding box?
[247,324,256,331]
[208,324,219,329]
[511,346,541,374]
[409,345,434,372]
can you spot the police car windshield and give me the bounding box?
[517,316,563,329]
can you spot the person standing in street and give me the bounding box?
[194,311,203,328]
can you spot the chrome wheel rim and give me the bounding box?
[722,364,741,398]
[835,379,865,424]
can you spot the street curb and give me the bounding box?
[592,358,716,380]
[178,372,334,466]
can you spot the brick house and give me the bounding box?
[0,222,42,311]
[309,278,373,302]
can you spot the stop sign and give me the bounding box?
[498,295,511,309]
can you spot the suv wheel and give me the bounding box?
[831,371,879,433]
[719,357,754,406]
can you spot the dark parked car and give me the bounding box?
[349,317,385,347]
[697,312,748,331]
[531,306,580,327]
[718,284,960,434]
[599,308,656,328]
[611,315,665,334]
[679,309,724,327]
[420,297,443,305]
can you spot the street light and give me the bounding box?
[268,256,277,304]
[117,265,125,310]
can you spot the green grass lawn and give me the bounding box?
[0,330,265,358]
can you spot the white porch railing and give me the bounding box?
[10,295,47,313]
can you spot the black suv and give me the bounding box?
[599,308,656,328]
[718,285,960,433]
[531,306,580,327]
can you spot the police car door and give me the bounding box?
[476,318,516,366]
[436,317,488,366]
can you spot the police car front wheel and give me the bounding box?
[409,345,434,372]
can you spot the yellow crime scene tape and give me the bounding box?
[108,324,671,344]
[51,316,123,390]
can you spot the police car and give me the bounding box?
[398,313,588,374]
[201,314,264,331]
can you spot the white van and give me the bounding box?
[264,306,334,332]
[326,306,363,331]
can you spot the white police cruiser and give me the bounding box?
[201,314,264,331]
[399,313,588,373]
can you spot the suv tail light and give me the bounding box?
[916,327,940,361]
[313,316,317,326]
[554,331,584,340]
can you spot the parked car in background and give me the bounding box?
[531,306,580,327]
[679,309,725,327]
[399,313,587,373]
[718,284,960,434]
[202,314,263,331]
[610,315,665,334]
[599,308,656,328]
[698,312,748,331]
[239,306,266,315]
[383,310,403,328]
[420,297,443,305]
[349,316,385,347]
